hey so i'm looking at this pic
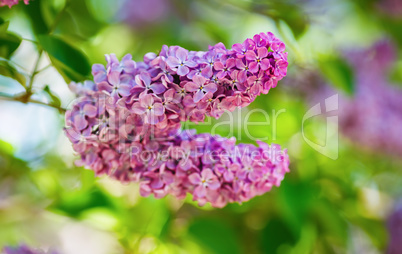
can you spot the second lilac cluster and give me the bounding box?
[138,131,289,207]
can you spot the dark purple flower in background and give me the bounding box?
[2,244,58,254]
[288,39,402,157]
[117,0,171,26]
[378,0,402,18]
[387,200,402,254]
[337,40,402,157]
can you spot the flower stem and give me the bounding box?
[26,50,43,93]
[0,92,66,112]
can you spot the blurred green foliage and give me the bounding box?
[1,0,402,253]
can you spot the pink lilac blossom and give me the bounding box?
[65,32,290,207]
[0,0,28,8]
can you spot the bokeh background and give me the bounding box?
[1,0,402,253]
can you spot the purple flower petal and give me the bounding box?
[166,56,180,67]
[74,114,88,130]
[184,82,199,92]
[204,83,217,93]
[150,83,167,94]
[193,90,205,103]
[185,60,198,68]
[260,59,271,70]
[132,103,146,114]
[176,48,188,62]
[249,62,259,73]
[108,71,120,86]
[189,173,201,185]
[142,94,154,106]
[245,50,257,61]
[194,185,206,198]
[83,104,97,117]
[118,84,132,96]
[153,103,165,116]
[257,47,268,58]
[177,65,190,76]
[98,81,112,93]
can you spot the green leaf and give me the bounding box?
[24,0,49,35]
[0,140,30,178]
[318,55,355,95]
[0,60,26,86]
[277,179,315,237]
[188,218,241,254]
[66,0,105,38]
[51,187,117,218]
[0,19,9,33]
[0,20,22,59]
[86,0,123,23]
[0,33,22,59]
[381,17,402,47]
[311,200,348,246]
[261,217,298,254]
[38,35,91,82]
[253,1,308,38]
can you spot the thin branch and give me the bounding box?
[27,50,43,92]
[0,57,30,75]
[21,37,38,44]
[0,93,66,113]
[34,64,52,75]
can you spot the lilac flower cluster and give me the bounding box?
[0,0,29,8]
[137,132,289,207]
[2,245,58,254]
[65,32,290,207]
